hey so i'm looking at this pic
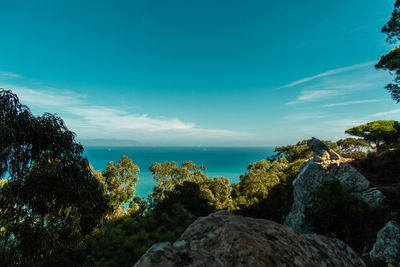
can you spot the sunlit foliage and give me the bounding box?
[345,120,400,152]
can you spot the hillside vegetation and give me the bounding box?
[2,89,400,266]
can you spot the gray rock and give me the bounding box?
[308,137,341,162]
[370,220,400,266]
[352,188,387,207]
[134,211,365,267]
[284,138,385,233]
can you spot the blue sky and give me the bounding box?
[1,0,399,146]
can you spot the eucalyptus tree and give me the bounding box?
[0,89,110,264]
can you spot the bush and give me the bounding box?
[303,179,389,252]
[84,203,195,266]
[232,158,302,223]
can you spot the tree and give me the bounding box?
[274,139,338,162]
[232,159,287,208]
[376,0,400,102]
[97,156,140,217]
[344,120,400,152]
[0,89,111,264]
[336,137,371,158]
[149,161,232,212]
[148,161,207,205]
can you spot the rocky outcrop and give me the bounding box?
[284,137,385,233]
[134,211,365,267]
[370,220,400,266]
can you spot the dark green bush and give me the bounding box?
[84,203,195,267]
[304,179,389,253]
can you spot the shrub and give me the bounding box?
[303,179,389,252]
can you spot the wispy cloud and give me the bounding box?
[8,85,85,107]
[323,118,368,128]
[323,99,386,107]
[284,113,326,121]
[0,71,21,79]
[286,89,344,105]
[373,109,400,117]
[1,80,250,142]
[279,61,375,89]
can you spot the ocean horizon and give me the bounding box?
[84,146,275,197]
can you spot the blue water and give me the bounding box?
[84,147,275,197]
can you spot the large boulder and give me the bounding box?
[284,137,385,233]
[134,211,365,267]
[370,220,400,266]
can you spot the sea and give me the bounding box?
[84,147,275,197]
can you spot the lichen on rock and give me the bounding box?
[134,211,365,267]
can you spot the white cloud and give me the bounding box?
[285,63,391,106]
[323,99,386,107]
[284,113,326,120]
[373,109,400,117]
[279,61,376,89]
[286,89,344,105]
[67,106,196,131]
[0,80,250,143]
[7,85,85,108]
[323,118,368,128]
[0,71,21,79]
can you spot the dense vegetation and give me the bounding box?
[74,128,400,266]
[2,87,400,266]
[2,1,400,265]
[0,90,111,265]
[303,179,390,253]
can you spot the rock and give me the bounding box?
[134,211,365,267]
[352,187,387,207]
[308,137,341,162]
[370,220,400,266]
[284,138,386,233]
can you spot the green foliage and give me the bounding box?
[234,176,293,223]
[149,161,232,212]
[274,140,312,162]
[84,203,195,267]
[336,137,371,158]
[98,156,140,217]
[303,179,389,253]
[84,161,232,266]
[0,90,111,264]
[149,161,207,204]
[232,158,302,222]
[275,139,338,162]
[194,176,233,211]
[345,120,400,152]
[233,159,283,207]
[376,0,400,102]
[154,181,215,218]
